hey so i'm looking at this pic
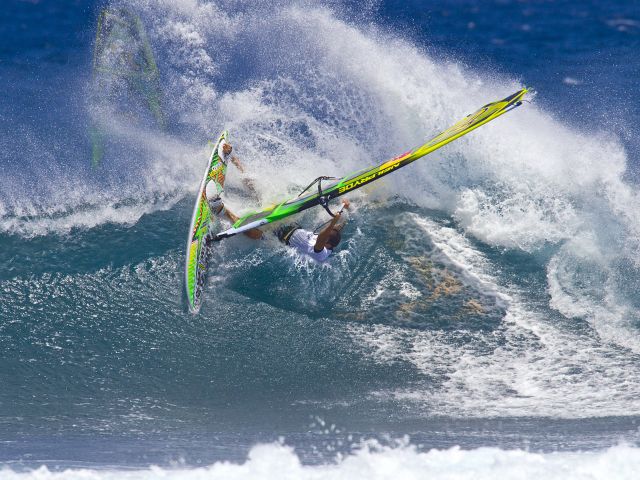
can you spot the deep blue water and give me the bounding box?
[379,0,640,161]
[1,0,640,476]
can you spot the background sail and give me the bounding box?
[216,89,527,239]
[90,8,165,166]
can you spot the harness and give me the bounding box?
[277,223,301,245]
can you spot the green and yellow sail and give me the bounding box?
[215,88,528,240]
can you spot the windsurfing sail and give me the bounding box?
[215,88,528,240]
[90,8,165,166]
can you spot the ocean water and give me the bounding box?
[1,0,640,477]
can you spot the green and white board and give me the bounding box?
[185,131,229,313]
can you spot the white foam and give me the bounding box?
[2,442,640,480]
[347,214,640,418]
[563,76,582,86]
[547,234,640,354]
[0,129,202,237]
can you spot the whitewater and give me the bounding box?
[3,443,640,480]
[1,0,639,477]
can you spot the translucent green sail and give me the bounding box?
[215,88,528,240]
[90,8,165,166]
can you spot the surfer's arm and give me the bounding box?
[230,155,245,173]
[332,215,347,233]
[314,214,341,252]
[332,199,350,233]
[230,155,258,197]
[314,200,349,251]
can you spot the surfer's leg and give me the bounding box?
[206,180,226,217]
[225,207,263,240]
[209,198,225,217]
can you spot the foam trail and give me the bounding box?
[347,215,640,418]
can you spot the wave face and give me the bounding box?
[1,0,640,472]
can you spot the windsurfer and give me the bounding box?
[205,140,262,239]
[275,199,350,262]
